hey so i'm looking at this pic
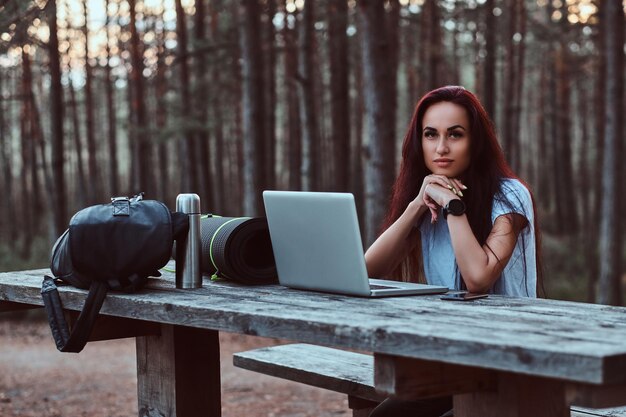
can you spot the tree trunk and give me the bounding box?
[359,0,396,246]
[386,0,400,164]
[193,0,213,209]
[0,70,17,247]
[597,0,624,306]
[263,0,277,191]
[284,10,301,191]
[588,25,606,303]
[352,12,365,236]
[420,0,444,92]
[578,84,590,237]
[68,76,88,209]
[175,0,200,195]
[209,3,225,213]
[328,0,349,192]
[297,0,319,191]
[25,52,45,234]
[482,0,496,120]
[512,0,526,174]
[20,50,34,258]
[129,0,153,196]
[155,8,170,205]
[104,0,119,196]
[555,44,577,233]
[238,0,266,215]
[472,25,482,100]
[83,0,99,203]
[536,61,550,209]
[48,0,67,237]
[502,0,526,173]
[404,12,418,111]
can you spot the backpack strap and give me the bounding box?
[41,275,109,353]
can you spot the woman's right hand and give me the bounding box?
[414,175,466,223]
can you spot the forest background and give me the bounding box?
[0,0,624,305]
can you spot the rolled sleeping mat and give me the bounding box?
[200,216,278,285]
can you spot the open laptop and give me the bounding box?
[262,191,449,297]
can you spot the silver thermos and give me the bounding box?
[176,193,202,289]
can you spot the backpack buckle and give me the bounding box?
[111,196,130,216]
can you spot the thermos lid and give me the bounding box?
[176,193,201,214]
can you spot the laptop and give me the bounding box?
[262,191,449,297]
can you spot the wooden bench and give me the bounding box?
[233,343,626,417]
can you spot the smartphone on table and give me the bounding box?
[440,292,488,301]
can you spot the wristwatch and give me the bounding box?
[443,199,466,219]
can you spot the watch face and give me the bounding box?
[447,199,466,215]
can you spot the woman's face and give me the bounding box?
[421,101,471,179]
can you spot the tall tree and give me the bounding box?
[419,0,444,92]
[502,0,526,172]
[359,0,396,245]
[0,70,17,247]
[552,10,577,233]
[352,11,365,234]
[154,6,170,205]
[238,0,266,215]
[175,0,199,194]
[482,0,496,119]
[297,0,319,191]
[284,7,301,191]
[194,0,214,210]
[328,0,349,192]
[83,0,99,203]
[209,2,225,212]
[47,0,67,237]
[386,0,399,159]
[588,23,606,302]
[536,60,551,213]
[19,49,35,257]
[104,0,119,196]
[597,0,624,305]
[128,0,153,196]
[263,0,277,191]
[67,72,88,208]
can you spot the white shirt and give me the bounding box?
[418,178,537,297]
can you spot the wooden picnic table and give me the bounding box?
[1,266,626,417]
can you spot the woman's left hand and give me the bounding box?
[424,183,462,222]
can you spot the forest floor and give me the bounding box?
[0,313,350,417]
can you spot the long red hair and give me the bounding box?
[383,86,542,294]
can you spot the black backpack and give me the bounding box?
[41,194,188,353]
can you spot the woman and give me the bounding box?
[365,86,541,417]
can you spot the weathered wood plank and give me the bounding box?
[454,373,569,417]
[136,324,220,417]
[374,353,496,399]
[2,267,626,385]
[567,382,626,409]
[234,343,386,402]
[571,406,626,416]
[234,344,626,417]
[348,396,379,417]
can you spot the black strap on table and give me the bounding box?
[41,275,108,353]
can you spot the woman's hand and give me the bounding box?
[415,175,466,223]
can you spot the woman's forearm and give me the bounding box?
[364,201,428,278]
[446,213,521,293]
[445,214,493,292]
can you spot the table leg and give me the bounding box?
[453,373,568,417]
[136,324,221,417]
[0,300,41,313]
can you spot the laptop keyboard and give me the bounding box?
[370,284,397,290]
